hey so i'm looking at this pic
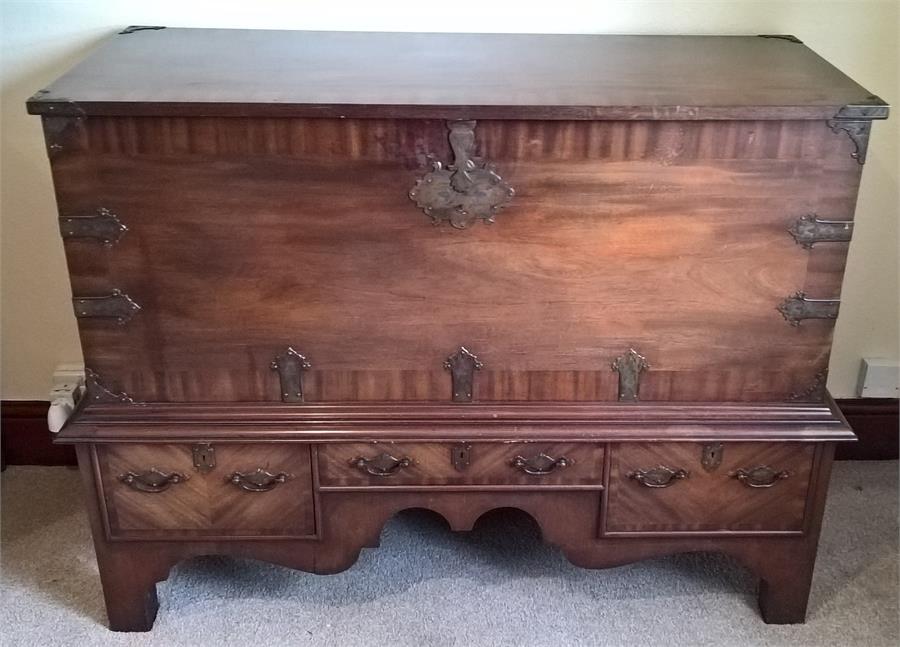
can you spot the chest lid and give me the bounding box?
[27,28,887,121]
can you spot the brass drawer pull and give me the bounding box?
[119,468,188,493]
[511,453,572,476]
[628,465,689,488]
[227,468,292,492]
[351,452,412,477]
[730,466,790,488]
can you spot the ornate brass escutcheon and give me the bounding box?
[351,452,413,477]
[227,468,292,492]
[701,443,724,472]
[119,468,188,493]
[73,289,141,325]
[730,465,790,488]
[59,207,128,245]
[271,347,311,403]
[511,453,572,476]
[788,215,853,248]
[444,346,483,402]
[628,465,689,488]
[611,349,650,401]
[777,292,840,326]
[408,120,515,228]
[451,443,472,472]
[191,443,216,473]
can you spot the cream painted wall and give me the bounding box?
[1,1,897,400]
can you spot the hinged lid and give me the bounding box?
[27,28,888,121]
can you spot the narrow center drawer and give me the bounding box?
[317,441,605,487]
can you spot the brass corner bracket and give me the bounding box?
[84,368,135,404]
[828,96,889,165]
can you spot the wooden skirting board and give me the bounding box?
[1,398,896,469]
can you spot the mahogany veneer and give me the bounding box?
[29,28,888,631]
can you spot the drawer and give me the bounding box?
[605,442,816,534]
[97,443,315,539]
[317,442,605,487]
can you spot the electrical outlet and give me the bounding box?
[856,358,900,398]
[48,363,86,433]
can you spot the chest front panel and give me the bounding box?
[50,116,860,403]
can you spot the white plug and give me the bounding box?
[48,364,86,433]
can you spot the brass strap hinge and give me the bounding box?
[444,346,483,402]
[60,208,127,245]
[73,290,140,325]
[788,215,853,248]
[271,347,311,402]
[611,348,649,401]
[777,292,840,326]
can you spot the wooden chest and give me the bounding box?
[29,28,887,631]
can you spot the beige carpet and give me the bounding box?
[1,461,897,646]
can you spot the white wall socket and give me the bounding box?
[856,358,900,398]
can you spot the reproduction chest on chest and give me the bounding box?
[29,28,887,631]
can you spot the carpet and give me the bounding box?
[1,461,897,646]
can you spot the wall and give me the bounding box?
[1,0,897,400]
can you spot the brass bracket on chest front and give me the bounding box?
[444,346,483,402]
[409,120,515,229]
[777,292,840,326]
[271,347,311,402]
[611,349,649,401]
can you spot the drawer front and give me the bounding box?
[318,441,605,487]
[52,117,859,404]
[97,443,315,538]
[605,442,816,534]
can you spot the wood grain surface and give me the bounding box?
[27,30,884,120]
[51,117,861,402]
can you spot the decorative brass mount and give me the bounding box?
[444,346,483,402]
[271,347,311,403]
[611,349,650,401]
[409,120,515,228]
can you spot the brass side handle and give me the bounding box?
[511,453,572,476]
[350,452,412,477]
[730,466,790,488]
[627,465,689,488]
[119,468,188,493]
[227,468,292,492]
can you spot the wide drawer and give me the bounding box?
[605,442,817,534]
[96,443,316,539]
[317,441,605,487]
